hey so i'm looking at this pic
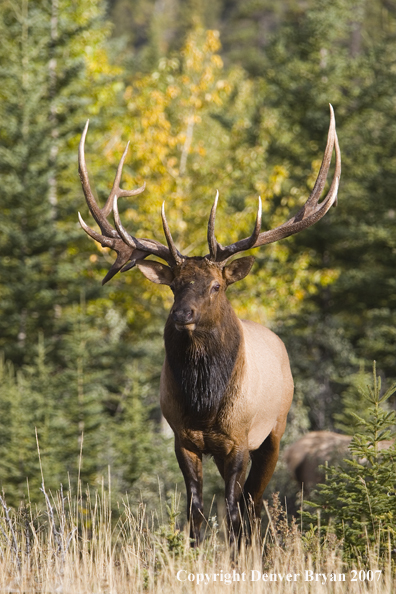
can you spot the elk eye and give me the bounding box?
[211,283,221,294]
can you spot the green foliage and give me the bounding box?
[0,306,160,507]
[108,0,225,72]
[156,492,186,557]
[304,364,396,561]
[0,342,60,505]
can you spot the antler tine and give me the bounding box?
[79,121,117,237]
[209,105,340,262]
[333,129,340,208]
[161,203,184,265]
[78,211,113,246]
[294,103,336,218]
[112,194,137,249]
[207,194,262,262]
[102,142,146,218]
[79,121,146,221]
[250,196,262,244]
[249,108,340,245]
[207,190,220,260]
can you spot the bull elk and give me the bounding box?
[78,106,341,545]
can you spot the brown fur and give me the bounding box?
[285,431,394,494]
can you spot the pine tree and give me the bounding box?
[0,340,61,506]
[304,364,396,561]
[0,0,120,365]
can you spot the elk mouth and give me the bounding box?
[174,321,196,332]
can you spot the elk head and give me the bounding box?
[78,106,341,313]
[137,254,256,334]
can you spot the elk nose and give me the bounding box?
[171,307,195,325]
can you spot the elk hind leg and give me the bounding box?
[243,431,281,521]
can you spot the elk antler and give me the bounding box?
[78,121,182,284]
[206,104,341,263]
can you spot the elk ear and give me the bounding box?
[223,256,255,286]
[136,260,174,285]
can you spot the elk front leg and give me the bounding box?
[174,438,203,546]
[223,448,250,545]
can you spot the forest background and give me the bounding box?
[0,0,395,520]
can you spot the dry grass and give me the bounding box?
[0,484,394,593]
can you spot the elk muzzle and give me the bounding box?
[171,305,198,330]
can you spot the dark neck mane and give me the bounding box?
[164,304,242,421]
